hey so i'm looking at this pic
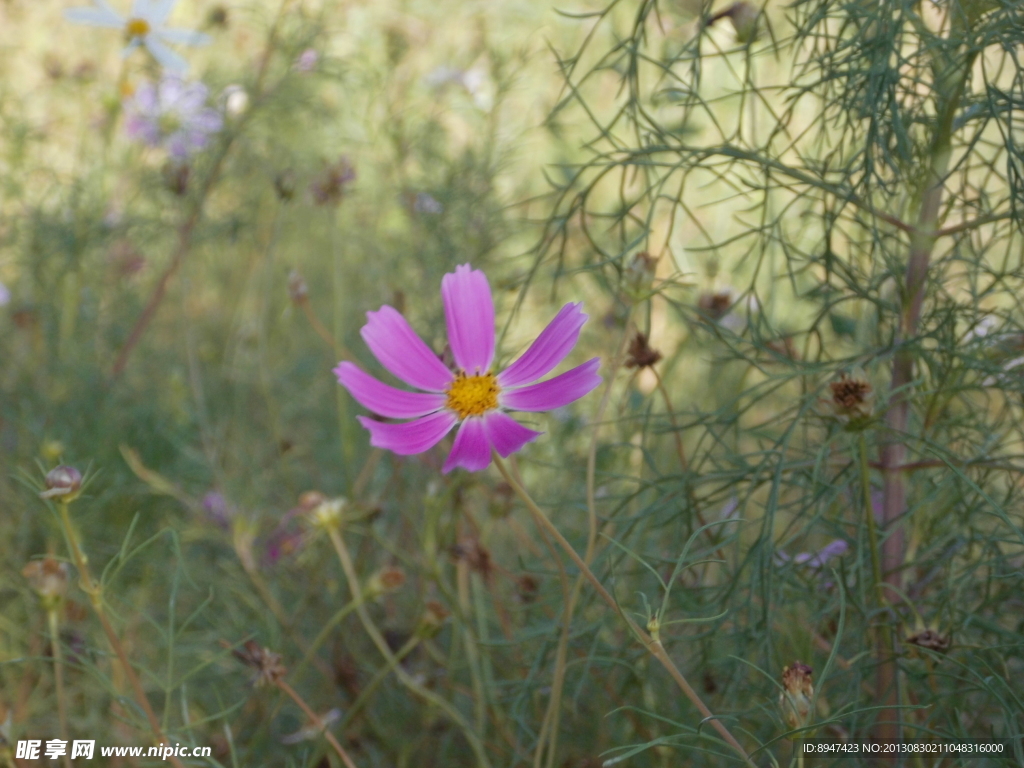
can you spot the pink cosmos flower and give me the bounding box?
[335,264,601,473]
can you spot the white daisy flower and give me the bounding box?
[64,0,210,73]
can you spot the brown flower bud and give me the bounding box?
[415,600,450,638]
[366,567,406,598]
[288,270,309,304]
[22,558,70,609]
[906,629,950,653]
[779,661,814,735]
[274,169,297,202]
[297,490,327,511]
[205,5,229,28]
[40,466,82,501]
[516,574,539,604]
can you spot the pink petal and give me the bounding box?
[442,418,491,473]
[483,411,542,457]
[497,302,587,387]
[361,305,454,392]
[335,362,447,419]
[356,411,457,455]
[441,264,495,374]
[500,358,602,412]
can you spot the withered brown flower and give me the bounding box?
[907,629,950,653]
[779,661,814,733]
[230,639,286,687]
[830,374,873,417]
[698,291,733,320]
[309,157,356,206]
[625,332,663,369]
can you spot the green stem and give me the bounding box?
[339,634,420,730]
[327,526,493,768]
[56,503,188,768]
[858,434,886,610]
[290,599,360,684]
[48,609,73,768]
[491,453,755,768]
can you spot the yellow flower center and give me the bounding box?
[446,372,500,419]
[125,17,151,37]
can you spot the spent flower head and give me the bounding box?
[22,558,70,610]
[124,75,222,159]
[64,0,211,73]
[779,661,815,734]
[230,640,286,687]
[625,331,662,369]
[310,157,356,206]
[335,264,601,472]
[366,567,407,598]
[829,372,874,425]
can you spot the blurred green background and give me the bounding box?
[3,0,1024,765]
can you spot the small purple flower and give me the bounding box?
[201,491,234,528]
[0,281,10,307]
[776,539,849,569]
[335,264,601,473]
[295,48,319,72]
[124,75,222,159]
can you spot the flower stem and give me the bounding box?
[275,678,358,768]
[326,526,493,768]
[339,634,421,730]
[859,432,898,731]
[56,503,187,768]
[858,434,887,611]
[491,453,755,767]
[47,608,73,768]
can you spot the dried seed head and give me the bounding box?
[450,539,493,580]
[366,567,406,598]
[22,557,70,609]
[274,169,297,202]
[288,270,309,303]
[206,5,229,28]
[231,639,286,687]
[625,332,663,369]
[906,629,950,653]
[516,574,539,604]
[697,291,733,320]
[830,374,873,417]
[415,600,450,638]
[309,157,356,206]
[779,661,814,734]
[40,466,83,501]
[163,161,190,196]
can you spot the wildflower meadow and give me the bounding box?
[2,0,1023,765]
